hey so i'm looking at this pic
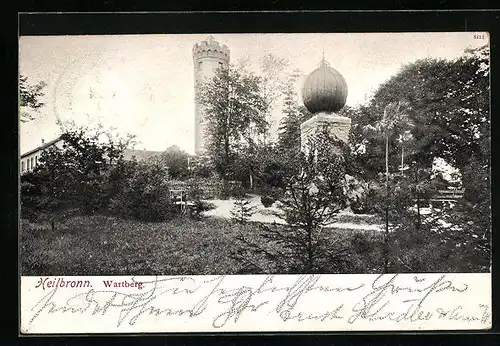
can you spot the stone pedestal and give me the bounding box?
[300,112,351,152]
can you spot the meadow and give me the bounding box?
[20,214,386,276]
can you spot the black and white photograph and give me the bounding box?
[19,32,491,277]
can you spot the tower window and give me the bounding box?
[218,62,223,68]
[198,61,202,69]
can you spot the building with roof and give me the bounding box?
[20,136,163,175]
[20,136,64,175]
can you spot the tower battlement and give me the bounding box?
[192,35,230,62]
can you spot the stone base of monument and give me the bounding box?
[300,112,352,151]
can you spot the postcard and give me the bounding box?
[19,31,491,333]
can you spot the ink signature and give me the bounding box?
[26,274,490,330]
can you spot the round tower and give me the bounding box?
[193,35,230,155]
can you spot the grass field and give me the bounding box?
[20,214,385,276]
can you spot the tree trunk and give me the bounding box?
[416,170,421,231]
[416,198,421,231]
[401,145,404,175]
[223,136,230,196]
[384,135,389,274]
[307,225,313,273]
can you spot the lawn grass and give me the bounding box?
[20,214,385,276]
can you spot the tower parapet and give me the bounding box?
[192,35,230,63]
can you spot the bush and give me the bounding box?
[109,162,177,222]
[230,196,255,224]
[260,187,283,208]
[260,195,275,208]
[189,200,216,221]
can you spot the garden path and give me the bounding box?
[203,195,384,232]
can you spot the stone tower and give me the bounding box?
[192,36,230,155]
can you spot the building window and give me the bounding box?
[35,156,38,167]
[31,158,34,170]
[21,161,24,172]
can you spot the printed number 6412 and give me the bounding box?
[474,34,486,40]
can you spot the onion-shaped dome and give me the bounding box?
[302,59,348,114]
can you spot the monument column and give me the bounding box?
[300,58,351,152]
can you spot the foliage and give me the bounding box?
[350,46,490,177]
[160,145,189,180]
[199,65,268,185]
[21,122,135,228]
[255,146,300,191]
[19,75,47,123]
[109,161,175,222]
[188,155,216,179]
[389,209,457,272]
[230,195,256,224]
[186,180,217,220]
[233,128,350,273]
[438,155,491,271]
[277,71,310,154]
[260,195,275,208]
[351,46,491,272]
[190,200,217,221]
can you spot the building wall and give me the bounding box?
[20,139,64,175]
[300,113,351,153]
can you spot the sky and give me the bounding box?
[19,32,488,155]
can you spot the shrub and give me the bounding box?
[189,200,216,221]
[230,196,256,224]
[260,195,275,208]
[109,162,177,222]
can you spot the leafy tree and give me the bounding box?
[188,155,216,179]
[277,71,311,155]
[364,100,412,273]
[21,148,76,229]
[20,122,135,228]
[258,54,291,142]
[439,155,491,272]
[349,46,489,187]
[199,65,268,190]
[160,145,189,180]
[19,75,47,123]
[368,47,489,172]
[108,160,175,222]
